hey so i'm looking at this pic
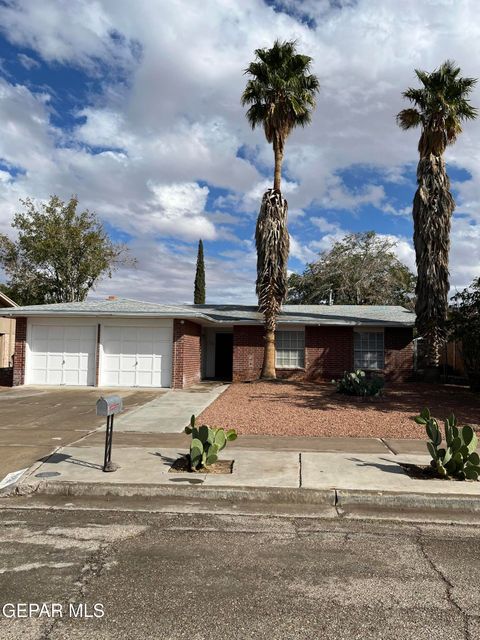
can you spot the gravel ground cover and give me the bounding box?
[198,380,480,438]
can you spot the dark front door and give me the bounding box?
[215,333,233,380]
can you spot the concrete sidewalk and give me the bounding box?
[74,431,428,454]
[12,441,480,516]
[110,382,229,434]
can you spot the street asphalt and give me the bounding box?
[0,505,479,639]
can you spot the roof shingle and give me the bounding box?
[2,298,415,326]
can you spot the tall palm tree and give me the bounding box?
[397,60,477,370]
[242,39,319,378]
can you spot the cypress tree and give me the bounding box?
[194,239,206,304]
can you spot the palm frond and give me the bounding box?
[396,108,422,130]
[398,61,477,138]
[241,40,319,143]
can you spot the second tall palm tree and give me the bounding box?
[397,61,477,370]
[242,40,319,378]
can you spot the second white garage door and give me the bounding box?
[101,325,173,387]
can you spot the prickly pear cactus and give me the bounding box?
[185,415,237,471]
[335,369,384,397]
[415,408,480,480]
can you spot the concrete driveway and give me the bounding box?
[0,386,164,479]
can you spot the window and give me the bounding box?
[275,330,305,368]
[354,331,384,370]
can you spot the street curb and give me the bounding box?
[15,480,335,505]
[336,489,480,512]
[12,479,480,514]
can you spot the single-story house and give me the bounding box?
[2,298,415,389]
[0,291,17,385]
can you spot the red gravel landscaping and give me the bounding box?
[197,380,480,439]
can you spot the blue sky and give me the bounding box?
[0,0,479,303]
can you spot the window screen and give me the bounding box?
[354,331,384,370]
[275,331,305,368]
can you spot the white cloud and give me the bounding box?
[17,53,39,69]
[310,216,339,233]
[320,179,386,211]
[0,0,479,302]
[146,182,216,240]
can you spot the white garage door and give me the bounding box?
[101,325,172,387]
[28,324,97,386]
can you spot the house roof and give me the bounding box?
[0,291,17,308]
[2,298,415,327]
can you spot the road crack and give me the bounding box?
[38,543,111,640]
[415,527,473,640]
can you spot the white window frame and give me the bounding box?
[275,328,305,369]
[354,328,384,371]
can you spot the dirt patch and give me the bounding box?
[197,380,480,439]
[169,455,234,474]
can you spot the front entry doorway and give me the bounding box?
[215,333,233,380]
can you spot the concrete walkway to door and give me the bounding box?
[110,382,229,434]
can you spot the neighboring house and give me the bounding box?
[0,291,17,384]
[2,298,415,389]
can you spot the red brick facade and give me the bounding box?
[305,326,354,380]
[9,317,413,389]
[232,325,265,381]
[231,324,414,383]
[172,319,202,388]
[12,316,27,386]
[384,327,414,382]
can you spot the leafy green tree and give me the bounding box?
[449,278,480,391]
[397,60,477,369]
[242,39,319,378]
[194,239,206,304]
[0,195,134,305]
[287,231,416,307]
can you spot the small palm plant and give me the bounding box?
[242,40,319,378]
[397,61,477,370]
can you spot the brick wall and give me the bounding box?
[232,325,265,381]
[172,319,201,388]
[231,324,414,383]
[233,325,355,382]
[305,326,354,380]
[13,317,27,386]
[384,327,414,382]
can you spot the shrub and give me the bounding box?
[449,278,480,391]
[185,415,237,471]
[415,408,480,480]
[335,369,384,397]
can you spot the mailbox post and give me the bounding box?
[96,396,123,472]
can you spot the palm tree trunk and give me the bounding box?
[262,321,277,379]
[273,137,284,192]
[255,190,289,381]
[413,152,454,369]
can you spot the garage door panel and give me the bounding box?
[48,339,65,354]
[47,371,63,385]
[119,371,136,386]
[101,325,172,388]
[31,353,48,369]
[104,355,121,371]
[28,324,96,386]
[104,340,121,355]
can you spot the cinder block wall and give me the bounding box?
[12,317,27,386]
[172,319,201,388]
